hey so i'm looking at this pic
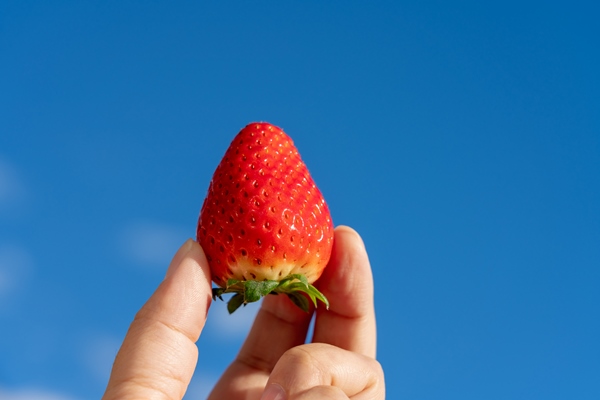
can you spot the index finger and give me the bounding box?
[312,226,377,358]
[103,239,212,400]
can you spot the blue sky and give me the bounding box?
[1,1,599,399]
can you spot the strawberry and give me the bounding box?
[196,122,334,313]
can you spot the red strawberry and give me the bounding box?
[196,122,334,313]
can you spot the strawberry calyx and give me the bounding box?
[212,273,329,314]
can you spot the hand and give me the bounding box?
[102,226,385,399]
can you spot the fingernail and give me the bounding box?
[260,383,286,400]
[165,239,195,279]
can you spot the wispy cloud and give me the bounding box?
[80,333,122,384]
[0,386,79,400]
[0,158,27,210]
[0,243,33,311]
[117,221,191,269]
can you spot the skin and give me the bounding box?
[102,226,385,399]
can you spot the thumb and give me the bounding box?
[103,239,212,400]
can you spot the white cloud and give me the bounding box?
[118,221,191,269]
[0,386,79,400]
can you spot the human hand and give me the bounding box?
[102,226,385,399]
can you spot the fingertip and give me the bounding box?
[189,239,211,276]
[320,226,372,291]
[166,239,212,291]
[140,238,213,342]
[165,238,195,279]
[334,224,360,237]
[333,225,366,252]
